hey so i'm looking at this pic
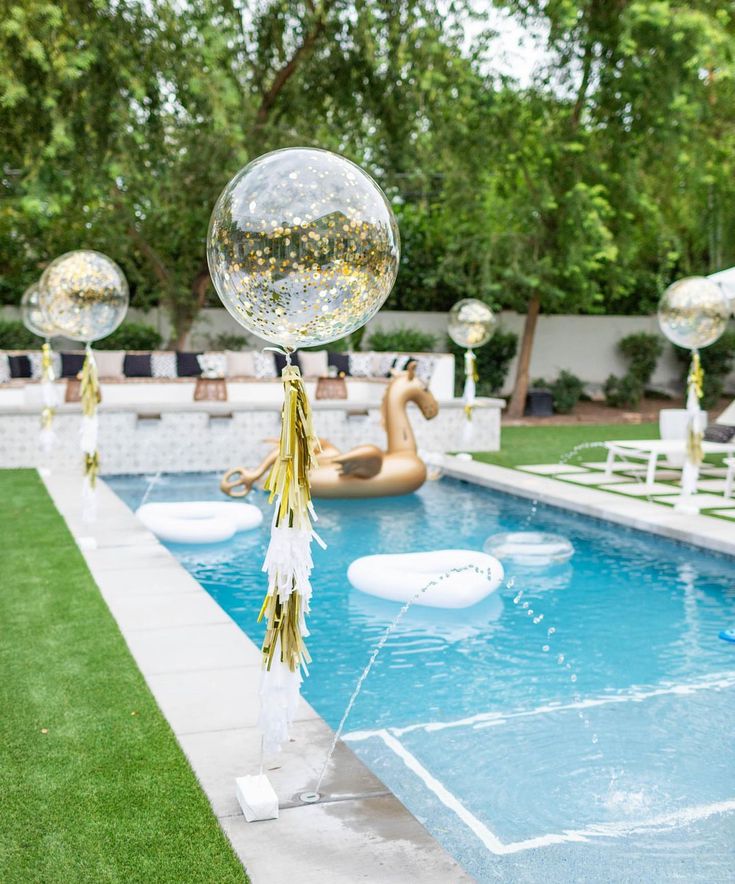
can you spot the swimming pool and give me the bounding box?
[109,472,735,882]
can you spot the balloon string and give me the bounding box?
[263,346,294,366]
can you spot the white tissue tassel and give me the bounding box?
[257,518,319,753]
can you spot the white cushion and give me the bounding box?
[254,351,277,379]
[414,355,436,386]
[226,350,256,377]
[0,354,10,384]
[198,352,227,379]
[299,350,328,378]
[151,351,177,379]
[94,350,126,379]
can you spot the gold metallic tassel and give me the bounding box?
[80,347,101,487]
[686,350,704,466]
[260,363,320,672]
[40,341,56,432]
[463,349,478,420]
[264,365,320,530]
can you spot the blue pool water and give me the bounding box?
[109,472,735,882]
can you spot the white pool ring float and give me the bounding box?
[136,501,262,544]
[483,532,574,568]
[347,550,504,609]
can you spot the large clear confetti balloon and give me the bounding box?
[39,250,129,343]
[21,281,58,339]
[658,276,730,350]
[447,298,497,349]
[207,148,399,349]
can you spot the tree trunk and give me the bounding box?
[507,293,541,419]
[171,265,211,350]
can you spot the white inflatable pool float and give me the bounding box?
[483,532,574,567]
[347,550,504,609]
[136,501,263,544]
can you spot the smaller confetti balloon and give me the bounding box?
[658,277,729,350]
[207,148,399,349]
[448,298,497,349]
[39,250,129,343]
[21,281,58,339]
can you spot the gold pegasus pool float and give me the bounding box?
[221,361,439,499]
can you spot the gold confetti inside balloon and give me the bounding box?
[207,148,400,349]
[448,298,497,349]
[21,281,58,339]
[658,277,730,350]
[39,250,129,343]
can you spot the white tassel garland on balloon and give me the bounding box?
[39,341,57,457]
[679,351,704,502]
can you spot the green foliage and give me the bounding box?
[604,373,644,408]
[0,320,40,349]
[550,371,585,414]
[618,333,663,385]
[674,331,735,409]
[367,327,438,353]
[3,0,735,352]
[448,328,518,396]
[95,323,162,351]
[206,332,250,351]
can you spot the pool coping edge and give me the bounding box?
[442,457,735,558]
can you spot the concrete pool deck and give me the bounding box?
[40,470,470,883]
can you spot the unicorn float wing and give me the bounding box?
[220,362,439,499]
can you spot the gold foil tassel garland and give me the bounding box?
[258,363,321,677]
[80,345,101,488]
[686,350,704,467]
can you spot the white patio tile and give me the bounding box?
[145,666,318,735]
[559,472,629,486]
[652,493,735,509]
[107,590,230,631]
[124,622,261,674]
[518,464,589,475]
[709,509,735,520]
[694,478,728,492]
[93,565,204,597]
[609,482,680,497]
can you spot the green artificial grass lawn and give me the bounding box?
[0,470,247,884]
[473,422,660,469]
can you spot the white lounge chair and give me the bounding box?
[725,457,735,499]
[603,439,735,487]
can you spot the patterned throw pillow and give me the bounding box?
[197,352,227,379]
[413,355,436,386]
[391,354,412,373]
[28,350,62,380]
[254,350,277,379]
[0,354,10,384]
[371,352,397,378]
[349,352,373,378]
[151,351,178,379]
